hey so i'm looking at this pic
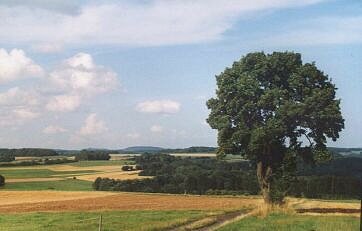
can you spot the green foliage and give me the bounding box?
[0,153,15,162]
[0,175,5,186]
[121,165,134,171]
[75,150,111,161]
[207,52,344,203]
[0,148,58,157]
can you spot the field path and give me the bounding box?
[169,209,255,231]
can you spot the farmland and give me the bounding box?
[0,156,360,230]
[0,159,145,191]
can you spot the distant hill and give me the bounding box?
[120,146,164,153]
[328,147,362,158]
[118,146,217,154]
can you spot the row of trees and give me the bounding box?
[74,150,111,161]
[0,148,58,159]
[93,154,361,199]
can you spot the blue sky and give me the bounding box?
[0,0,361,149]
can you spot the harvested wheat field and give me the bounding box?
[0,191,261,213]
[74,170,150,181]
[0,191,115,206]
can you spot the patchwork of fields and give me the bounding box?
[0,158,360,230]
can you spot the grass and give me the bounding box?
[67,160,134,167]
[0,210,207,231]
[1,179,93,191]
[0,169,96,179]
[217,212,360,231]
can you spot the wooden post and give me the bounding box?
[98,214,102,231]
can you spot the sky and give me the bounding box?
[0,0,361,149]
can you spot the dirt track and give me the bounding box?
[0,191,261,213]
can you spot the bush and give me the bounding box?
[0,153,15,162]
[121,165,134,171]
[75,150,110,161]
[0,175,5,186]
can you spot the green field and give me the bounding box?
[1,179,93,191]
[0,169,97,179]
[0,210,207,231]
[218,212,359,231]
[67,160,133,167]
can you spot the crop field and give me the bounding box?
[0,159,360,230]
[0,159,145,191]
[0,210,210,231]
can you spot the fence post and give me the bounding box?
[98,214,102,231]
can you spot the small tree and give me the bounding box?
[207,52,344,204]
[0,175,5,186]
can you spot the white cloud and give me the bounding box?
[263,16,362,46]
[47,52,119,112]
[150,125,163,133]
[43,125,67,134]
[0,87,39,106]
[0,49,44,83]
[0,87,41,127]
[0,107,40,127]
[0,1,324,47]
[46,94,81,112]
[12,108,39,120]
[79,113,107,136]
[136,100,180,114]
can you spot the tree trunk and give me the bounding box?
[257,160,273,204]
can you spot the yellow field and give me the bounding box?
[74,170,151,181]
[0,191,260,213]
[0,162,145,182]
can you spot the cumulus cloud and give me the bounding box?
[46,94,81,112]
[136,100,180,114]
[0,87,41,127]
[46,52,119,112]
[43,125,67,134]
[0,107,40,127]
[79,113,107,136]
[0,49,44,83]
[0,1,324,47]
[150,125,163,133]
[0,87,39,106]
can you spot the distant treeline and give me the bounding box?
[94,154,362,199]
[117,146,216,154]
[160,146,216,154]
[0,158,75,167]
[75,150,111,161]
[0,148,58,159]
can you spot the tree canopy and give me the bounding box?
[207,52,344,204]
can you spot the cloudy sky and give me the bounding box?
[0,0,361,149]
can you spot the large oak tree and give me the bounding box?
[207,52,344,204]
